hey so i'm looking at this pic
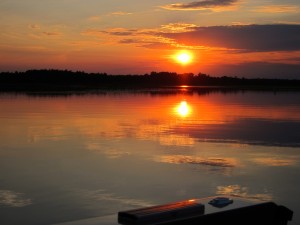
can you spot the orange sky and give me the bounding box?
[1,0,300,78]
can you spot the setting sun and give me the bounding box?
[175,51,193,65]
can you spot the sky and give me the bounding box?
[1,0,300,78]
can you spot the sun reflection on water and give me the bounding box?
[176,100,191,117]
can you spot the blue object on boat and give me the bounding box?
[208,197,233,208]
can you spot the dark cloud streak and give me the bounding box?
[162,24,300,52]
[162,0,238,10]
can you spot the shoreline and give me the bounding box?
[1,70,300,93]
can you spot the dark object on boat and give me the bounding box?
[118,196,293,225]
[208,197,233,208]
[118,200,204,225]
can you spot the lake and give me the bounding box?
[0,89,300,225]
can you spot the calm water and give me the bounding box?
[0,89,300,225]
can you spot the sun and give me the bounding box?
[175,51,193,65]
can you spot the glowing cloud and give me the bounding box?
[111,11,133,16]
[161,23,198,33]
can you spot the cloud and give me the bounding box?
[161,0,239,11]
[28,24,40,30]
[83,28,138,37]
[102,28,138,36]
[81,24,300,55]
[253,5,299,13]
[162,24,300,52]
[119,39,140,44]
[96,24,197,37]
[81,26,179,49]
[111,11,133,16]
[82,24,203,50]
[42,31,62,36]
[161,23,198,33]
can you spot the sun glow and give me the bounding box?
[175,51,193,65]
[176,101,191,117]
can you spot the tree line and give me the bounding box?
[0,69,299,91]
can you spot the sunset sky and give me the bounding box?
[1,0,300,78]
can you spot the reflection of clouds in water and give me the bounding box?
[0,190,32,207]
[85,143,131,158]
[73,118,185,147]
[134,123,196,146]
[27,125,67,143]
[216,185,273,201]
[252,157,297,167]
[116,118,197,147]
[84,120,196,147]
[78,189,152,208]
[171,119,300,147]
[156,155,238,167]
[158,135,195,146]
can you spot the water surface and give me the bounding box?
[0,89,300,225]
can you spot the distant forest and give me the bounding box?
[1,69,300,91]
